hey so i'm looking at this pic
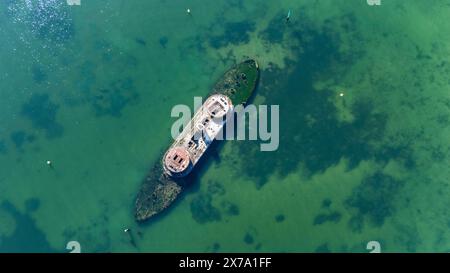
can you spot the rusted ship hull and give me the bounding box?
[135,59,260,222]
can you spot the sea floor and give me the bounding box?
[0,0,449,252]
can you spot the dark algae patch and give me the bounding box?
[243,233,254,245]
[0,140,7,154]
[345,172,404,231]
[135,37,147,46]
[21,94,64,139]
[92,78,139,117]
[0,201,55,253]
[313,211,342,225]
[275,214,285,223]
[10,131,26,149]
[190,193,222,224]
[209,21,256,48]
[190,179,241,223]
[25,198,41,213]
[258,12,288,43]
[159,36,168,48]
[10,130,35,150]
[31,64,48,84]
[322,199,332,208]
[221,201,240,216]
[235,13,388,187]
[315,243,331,253]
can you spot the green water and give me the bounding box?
[0,0,449,253]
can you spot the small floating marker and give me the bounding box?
[186,8,191,15]
[124,228,130,233]
[339,92,345,97]
[46,160,54,169]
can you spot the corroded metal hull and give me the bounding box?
[135,59,259,221]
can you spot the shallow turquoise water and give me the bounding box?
[0,0,449,252]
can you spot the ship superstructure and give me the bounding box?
[163,94,232,177]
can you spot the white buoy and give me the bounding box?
[339,92,344,97]
[187,8,191,14]
[46,160,52,165]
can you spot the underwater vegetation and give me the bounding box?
[10,130,35,150]
[91,78,139,117]
[190,179,240,224]
[159,36,168,48]
[135,37,147,46]
[258,11,288,43]
[209,21,256,49]
[0,140,8,154]
[243,232,254,245]
[315,243,331,253]
[345,172,404,232]
[24,198,40,213]
[322,199,332,209]
[72,40,140,118]
[0,201,55,253]
[221,200,240,216]
[21,94,64,139]
[31,64,48,84]
[275,214,285,223]
[234,13,386,188]
[313,211,342,225]
[190,193,222,224]
[62,200,112,252]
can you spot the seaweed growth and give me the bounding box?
[25,198,41,213]
[0,201,55,253]
[21,94,64,139]
[209,21,256,49]
[10,130,35,150]
[31,64,48,84]
[313,212,342,225]
[258,12,288,43]
[233,13,392,188]
[92,78,139,117]
[0,140,7,154]
[315,243,331,253]
[275,214,285,223]
[159,37,168,48]
[345,172,404,232]
[190,180,240,223]
[62,200,112,252]
[190,193,222,224]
